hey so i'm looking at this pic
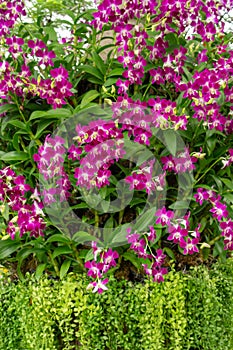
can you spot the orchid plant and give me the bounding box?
[0,0,233,293]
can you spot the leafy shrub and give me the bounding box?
[0,261,232,349]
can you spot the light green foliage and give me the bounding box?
[0,280,28,349]
[20,278,59,349]
[0,262,232,349]
[184,261,233,350]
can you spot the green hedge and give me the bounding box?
[0,260,233,350]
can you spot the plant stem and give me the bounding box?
[194,157,224,184]
[118,209,124,225]
[14,98,41,146]
[94,210,99,228]
[209,235,221,246]
[48,251,60,277]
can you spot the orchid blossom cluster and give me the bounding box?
[85,242,119,293]
[85,227,167,292]
[66,99,195,196]
[0,167,46,239]
[33,135,71,205]
[0,1,73,110]
[194,188,233,251]
[0,0,26,37]
[125,160,166,195]
[85,205,201,292]
[126,226,168,283]
[93,0,233,134]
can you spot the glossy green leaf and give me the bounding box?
[169,201,190,210]
[107,68,124,77]
[92,51,107,75]
[44,26,57,41]
[0,104,17,114]
[133,207,156,233]
[7,120,27,130]
[163,129,177,156]
[80,65,104,81]
[52,246,73,259]
[0,151,29,161]
[60,259,71,279]
[46,234,71,243]
[30,108,72,120]
[221,178,233,190]
[35,263,47,280]
[72,231,96,244]
[0,239,21,260]
[35,119,57,138]
[1,203,9,221]
[84,249,94,262]
[122,251,142,270]
[80,90,100,108]
[163,247,176,260]
[110,222,131,245]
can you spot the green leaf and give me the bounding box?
[84,249,94,262]
[80,65,104,82]
[133,208,156,233]
[35,119,57,138]
[8,120,27,130]
[0,239,21,260]
[0,104,17,114]
[72,231,96,244]
[29,108,71,120]
[16,246,45,260]
[107,68,124,77]
[182,66,193,81]
[86,77,103,85]
[213,240,227,262]
[104,77,119,87]
[69,203,89,210]
[1,203,9,221]
[44,26,57,41]
[217,91,225,105]
[12,134,20,151]
[163,247,176,260]
[210,174,222,191]
[199,217,207,233]
[221,178,233,190]
[163,129,177,156]
[176,91,185,106]
[103,217,116,244]
[223,193,233,203]
[16,247,46,281]
[213,240,224,257]
[52,246,73,259]
[109,223,131,245]
[46,234,71,243]
[35,263,47,280]
[152,228,162,244]
[165,33,178,47]
[123,252,141,270]
[60,259,71,279]
[206,137,216,155]
[80,90,100,108]
[0,151,29,161]
[92,51,107,75]
[130,198,146,208]
[169,200,190,210]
